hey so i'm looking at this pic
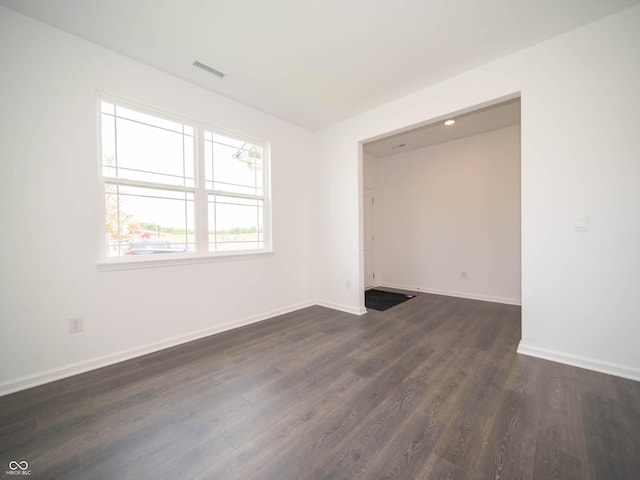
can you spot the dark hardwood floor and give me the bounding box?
[1,292,639,479]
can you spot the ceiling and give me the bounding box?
[364,97,520,158]
[1,0,638,131]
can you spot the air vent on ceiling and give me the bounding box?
[193,60,225,79]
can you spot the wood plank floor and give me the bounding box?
[1,292,639,479]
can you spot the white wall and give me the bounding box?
[371,126,521,304]
[0,8,314,394]
[314,5,640,380]
[362,153,376,190]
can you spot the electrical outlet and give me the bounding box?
[345,280,351,290]
[69,317,83,334]
[461,271,467,279]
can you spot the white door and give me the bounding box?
[364,188,374,288]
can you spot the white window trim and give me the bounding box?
[96,249,275,271]
[96,94,273,270]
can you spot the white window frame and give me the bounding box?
[96,95,272,271]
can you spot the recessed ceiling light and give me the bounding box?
[444,119,455,126]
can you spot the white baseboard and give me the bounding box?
[0,300,315,397]
[378,282,521,306]
[4,300,637,396]
[315,300,367,316]
[517,342,640,382]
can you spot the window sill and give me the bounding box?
[96,249,275,271]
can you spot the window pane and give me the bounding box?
[208,195,263,252]
[212,133,246,149]
[183,134,194,182]
[105,183,194,257]
[115,105,185,134]
[101,101,115,115]
[204,131,263,195]
[101,112,117,177]
[204,138,213,190]
[100,101,195,187]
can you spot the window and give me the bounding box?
[99,98,269,262]
[204,131,265,252]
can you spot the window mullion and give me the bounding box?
[195,125,208,253]
[204,189,265,202]
[103,176,196,193]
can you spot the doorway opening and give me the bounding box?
[361,96,522,309]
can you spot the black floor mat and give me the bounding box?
[365,289,415,311]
